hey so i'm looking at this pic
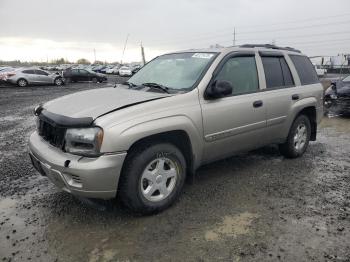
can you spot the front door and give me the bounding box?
[35,70,52,84]
[200,54,267,163]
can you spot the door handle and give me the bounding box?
[253,100,263,108]
[292,94,299,100]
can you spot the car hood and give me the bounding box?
[43,87,170,119]
[337,84,350,97]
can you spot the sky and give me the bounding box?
[0,0,350,63]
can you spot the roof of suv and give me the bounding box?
[176,44,304,56]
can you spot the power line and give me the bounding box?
[144,12,350,46]
[146,20,350,47]
[236,20,350,35]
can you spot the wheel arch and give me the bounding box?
[126,130,195,176]
[296,106,317,141]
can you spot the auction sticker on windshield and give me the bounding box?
[192,53,214,59]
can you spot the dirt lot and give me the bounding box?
[0,79,349,262]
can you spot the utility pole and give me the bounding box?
[141,42,146,65]
[93,49,96,63]
[233,27,236,46]
[121,34,129,65]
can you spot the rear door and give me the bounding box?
[258,51,299,143]
[22,70,38,83]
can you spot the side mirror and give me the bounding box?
[206,80,233,99]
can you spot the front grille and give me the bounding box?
[38,120,66,148]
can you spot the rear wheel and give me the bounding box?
[17,79,28,87]
[92,77,98,83]
[279,115,311,158]
[119,143,186,214]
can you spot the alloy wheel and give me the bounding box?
[140,157,178,202]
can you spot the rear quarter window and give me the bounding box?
[289,55,319,85]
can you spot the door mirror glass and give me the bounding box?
[206,80,233,99]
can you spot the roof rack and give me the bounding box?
[239,44,301,53]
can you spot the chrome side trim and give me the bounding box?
[205,120,266,142]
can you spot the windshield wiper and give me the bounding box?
[141,82,169,93]
[122,81,138,88]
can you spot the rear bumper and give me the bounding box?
[29,131,127,199]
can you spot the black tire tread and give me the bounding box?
[118,142,186,215]
[279,114,311,158]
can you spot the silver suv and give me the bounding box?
[29,45,323,214]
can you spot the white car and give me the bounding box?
[314,65,327,77]
[119,66,133,76]
[106,66,120,74]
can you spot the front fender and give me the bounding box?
[101,115,204,168]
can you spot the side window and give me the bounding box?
[289,55,319,85]
[261,56,294,89]
[22,70,34,74]
[71,69,79,74]
[79,70,88,75]
[215,56,259,95]
[280,58,294,86]
[35,70,48,76]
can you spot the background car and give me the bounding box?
[91,65,105,73]
[131,64,142,74]
[324,75,350,115]
[4,68,64,87]
[106,65,120,74]
[119,66,133,76]
[314,64,327,77]
[63,68,107,83]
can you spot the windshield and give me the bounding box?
[128,52,217,90]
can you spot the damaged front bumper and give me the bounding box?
[28,131,127,199]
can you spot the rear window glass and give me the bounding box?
[289,55,319,85]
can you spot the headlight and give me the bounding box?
[330,94,337,99]
[64,127,104,157]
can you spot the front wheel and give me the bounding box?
[279,115,311,158]
[119,143,186,214]
[54,77,63,86]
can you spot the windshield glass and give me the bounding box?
[128,52,217,90]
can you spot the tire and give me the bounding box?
[279,114,311,158]
[54,77,63,86]
[92,77,98,83]
[119,143,187,214]
[17,78,28,87]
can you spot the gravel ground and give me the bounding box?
[0,78,349,262]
